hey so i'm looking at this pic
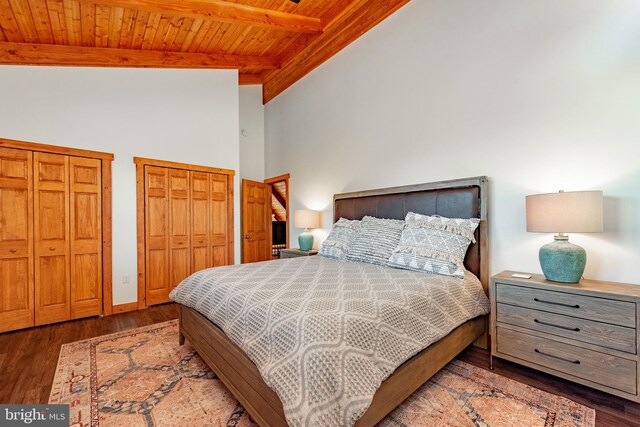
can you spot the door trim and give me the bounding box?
[264,173,290,249]
[1,137,114,160]
[134,157,235,176]
[134,157,235,309]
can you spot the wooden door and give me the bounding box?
[169,169,190,291]
[0,147,34,332]
[69,157,102,319]
[190,171,210,272]
[210,174,230,267]
[34,152,70,325]
[241,179,271,263]
[145,166,170,305]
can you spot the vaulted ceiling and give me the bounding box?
[0,0,409,102]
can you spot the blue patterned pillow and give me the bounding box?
[388,212,480,278]
[346,216,405,266]
[319,218,361,260]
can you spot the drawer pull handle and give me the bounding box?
[534,319,580,332]
[533,298,580,309]
[9,249,17,253]
[534,349,581,364]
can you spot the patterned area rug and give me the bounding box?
[49,320,595,427]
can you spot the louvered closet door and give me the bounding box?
[34,153,71,326]
[190,171,210,272]
[0,148,34,333]
[70,157,103,319]
[210,174,230,267]
[145,166,170,305]
[169,169,190,291]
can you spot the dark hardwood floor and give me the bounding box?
[0,304,179,405]
[1,305,639,426]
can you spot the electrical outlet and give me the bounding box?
[123,274,130,284]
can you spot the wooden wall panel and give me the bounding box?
[34,152,71,326]
[8,0,39,43]
[0,0,24,42]
[29,0,54,44]
[0,147,33,332]
[80,1,95,46]
[62,0,82,46]
[47,0,69,45]
[70,156,102,319]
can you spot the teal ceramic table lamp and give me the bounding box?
[294,209,320,251]
[526,190,603,283]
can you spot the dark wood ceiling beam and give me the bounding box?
[80,0,323,34]
[272,208,285,222]
[272,186,286,209]
[239,73,263,85]
[0,42,279,69]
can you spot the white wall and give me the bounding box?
[0,66,240,305]
[239,85,265,181]
[265,0,640,284]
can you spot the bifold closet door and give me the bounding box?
[70,157,103,319]
[141,162,233,306]
[169,169,190,291]
[210,174,230,267]
[0,148,34,333]
[190,171,210,272]
[145,166,170,305]
[34,153,71,326]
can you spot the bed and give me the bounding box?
[173,176,489,427]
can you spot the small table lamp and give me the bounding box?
[526,190,603,283]
[294,209,320,251]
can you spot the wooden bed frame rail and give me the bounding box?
[180,305,486,427]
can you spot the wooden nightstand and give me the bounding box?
[280,248,318,259]
[490,271,640,402]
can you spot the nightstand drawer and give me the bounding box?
[496,283,636,328]
[497,303,637,354]
[497,327,637,395]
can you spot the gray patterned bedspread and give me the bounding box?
[169,256,489,427]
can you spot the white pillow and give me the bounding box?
[318,218,360,260]
[388,212,480,278]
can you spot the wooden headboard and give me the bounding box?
[333,176,489,292]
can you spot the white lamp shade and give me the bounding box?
[526,191,603,233]
[294,210,320,229]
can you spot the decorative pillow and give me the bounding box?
[319,218,361,260]
[346,216,405,266]
[388,212,480,279]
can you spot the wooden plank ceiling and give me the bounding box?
[0,0,409,102]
